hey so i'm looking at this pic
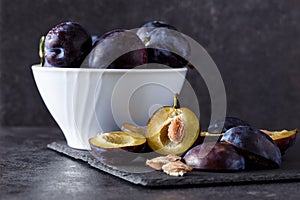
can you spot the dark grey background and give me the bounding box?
[0,0,299,130]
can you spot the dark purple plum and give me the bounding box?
[88,30,147,69]
[183,142,245,171]
[137,21,190,68]
[44,22,92,68]
[208,117,250,134]
[221,126,282,169]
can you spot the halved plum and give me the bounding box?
[89,131,146,165]
[145,94,200,155]
[261,129,298,155]
[183,142,245,171]
[221,126,282,169]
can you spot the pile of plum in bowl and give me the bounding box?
[32,21,298,177]
[32,21,189,150]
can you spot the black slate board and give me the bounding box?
[47,141,300,187]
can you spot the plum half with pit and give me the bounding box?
[88,30,147,69]
[43,22,92,68]
[145,94,200,155]
[221,126,282,169]
[137,21,190,68]
[183,142,245,171]
[89,131,146,165]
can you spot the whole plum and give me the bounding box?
[88,30,147,69]
[44,22,92,68]
[183,142,245,171]
[137,21,190,68]
[221,126,282,169]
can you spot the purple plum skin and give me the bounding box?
[221,126,282,169]
[88,30,147,69]
[44,22,92,68]
[183,142,245,171]
[137,21,190,68]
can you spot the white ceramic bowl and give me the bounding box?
[32,65,187,150]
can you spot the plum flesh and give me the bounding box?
[89,131,146,165]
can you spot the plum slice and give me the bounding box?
[183,142,245,171]
[145,94,200,155]
[89,131,146,165]
[221,126,282,169]
[261,129,298,155]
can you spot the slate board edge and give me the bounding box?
[47,141,300,187]
[47,141,148,186]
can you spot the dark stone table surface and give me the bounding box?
[1,127,300,200]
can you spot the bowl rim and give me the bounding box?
[31,64,188,73]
